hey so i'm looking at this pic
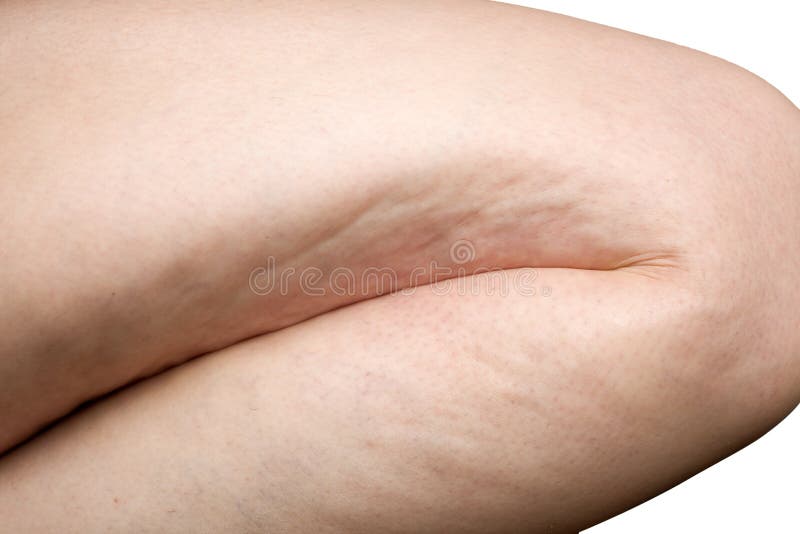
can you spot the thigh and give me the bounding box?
[0,265,798,533]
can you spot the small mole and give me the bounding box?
[113,497,119,504]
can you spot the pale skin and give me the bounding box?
[0,0,799,532]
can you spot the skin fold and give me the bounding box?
[2,0,798,452]
[0,0,799,531]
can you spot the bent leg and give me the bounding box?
[1,265,798,532]
[2,0,799,453]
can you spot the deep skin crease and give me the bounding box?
[0,0,799,532]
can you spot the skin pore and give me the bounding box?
[0,0,677,449]
[0,0,799,531]
[0,270,796,533]
[2,0,796,452]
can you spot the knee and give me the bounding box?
[669,57,800,429]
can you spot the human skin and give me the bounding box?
[1,0,799,531]
[2,0,798,453]
[1,271,799,533]
[1,0,713,449]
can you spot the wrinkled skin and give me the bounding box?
[0,1,798,532]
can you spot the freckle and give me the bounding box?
[167,509,176,514]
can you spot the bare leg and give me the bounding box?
[1,263,799,532]
[2,0,799,453]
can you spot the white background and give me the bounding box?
[497,1,800,532]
